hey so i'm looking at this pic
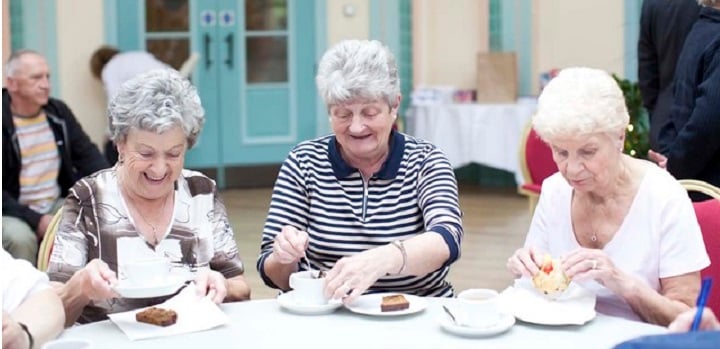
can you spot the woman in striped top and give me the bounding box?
[257,40,463,302]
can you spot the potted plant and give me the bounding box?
[613,74,650,159]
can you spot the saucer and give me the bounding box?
[113,275,187,299]
[277,291,343,315]
[439,313,515,337]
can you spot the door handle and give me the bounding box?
[224,33,234,69]
[204,33,212,69]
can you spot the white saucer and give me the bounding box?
[277,291,343,315]
[345,293,428,316]
[439,313,515,337]
[113,276,187,299]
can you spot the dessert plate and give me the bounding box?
[498,278,596,325]
[439,312,515,337]
[345,293,427,316]
[277,291,343,315]
[113,275,187,299]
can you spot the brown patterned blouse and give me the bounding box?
[47,167,244,323]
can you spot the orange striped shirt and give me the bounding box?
[14,114,60,213]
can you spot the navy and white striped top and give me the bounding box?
[257,131,463,297]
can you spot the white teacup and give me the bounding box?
[122,258,171,286]
[289,270,327,306]
[455,288,502,327]
[42,338,92,349]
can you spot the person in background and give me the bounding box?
[2,50,109,265]
[2,247,64,349]
[506,67,709,326]
[650,0,720,196]
[48,69,251,325]
[638,0,700,150]
[257,40,463,302]
[90,46,170,164]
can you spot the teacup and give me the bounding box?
[122,258,171,286]
[289,270,328,306]
[42,338,92,349]
[455,288,502,327]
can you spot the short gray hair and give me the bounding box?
[108,69,205,148]
[533,67,629,141]
[5,49,43,77]
[316,39,400,107]
[698,0,718,7]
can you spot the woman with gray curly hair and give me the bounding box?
[48,69,250,325]
[506,67,708,325]
[258,40,463,303]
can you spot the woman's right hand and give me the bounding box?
[271,225,309,265]
[507,247,542,278]
[78,259,119,301]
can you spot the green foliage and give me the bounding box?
[613,74,650,159]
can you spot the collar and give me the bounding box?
[328,130,405,180]
[700,6,720,23]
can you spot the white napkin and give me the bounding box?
[107,283,230,340]
[497,278,597,325]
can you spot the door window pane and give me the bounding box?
[146,39,190,69]
[146,0,189,32]
[245,0,287,31]
[246,37,288,83]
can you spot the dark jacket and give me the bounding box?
[2,88,109,230]
[638,0,700,150]
[658,7,720,189]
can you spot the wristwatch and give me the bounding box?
[18,322,34,349]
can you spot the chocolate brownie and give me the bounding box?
[380,294,410,312]
[135,307,178,327]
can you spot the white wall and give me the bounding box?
[534,0,625,84]
[412,0,489,89]
[327,0,370,45]
[55,1,106,148]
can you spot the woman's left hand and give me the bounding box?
[194,269,227,304]
[561,248,629,293]
[324,246,395,303]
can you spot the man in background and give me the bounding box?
[638,0,700,150]
[3,50,108,265]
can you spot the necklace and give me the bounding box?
[129,193,172,245]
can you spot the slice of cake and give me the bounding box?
[380,294,410,312]
[135,307,178,327]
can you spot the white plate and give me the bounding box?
[345,293,427,316]
[498,278,596,325]
[277,291,343,315]
[113,276,187,299]
[439,312,515,337]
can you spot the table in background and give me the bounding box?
[59,297,666,349]
[407,98,537,185]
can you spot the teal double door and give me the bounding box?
[112,0,318,181]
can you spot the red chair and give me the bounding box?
[680,179,720,315]
[518,122,558,213]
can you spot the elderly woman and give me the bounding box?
[48,69,250,325]
[506,67,709,325]
[257,40,463,301]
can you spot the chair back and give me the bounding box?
[37,207,63,272]
[680,180,720,315]
[519,123,557,190]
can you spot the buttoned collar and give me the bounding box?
[328,130,404,180]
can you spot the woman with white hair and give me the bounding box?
[506,67,709,325]
[257,40,463,302]
[48,69,251,325]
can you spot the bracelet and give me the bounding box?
[390,240,407,275]
[18,322,34,349]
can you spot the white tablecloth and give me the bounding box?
[407,98,537,185]
[58,297,666,349]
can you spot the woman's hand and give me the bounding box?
[79,259,119,301]
[324,245,396,303]
[2,311,30,349]
[194,269,227,304]
[561,248,631,293]
[271,225,309,265]
[669,307,720,332]
[506,247,542,278]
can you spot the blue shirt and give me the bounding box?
[257,131,463,296]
